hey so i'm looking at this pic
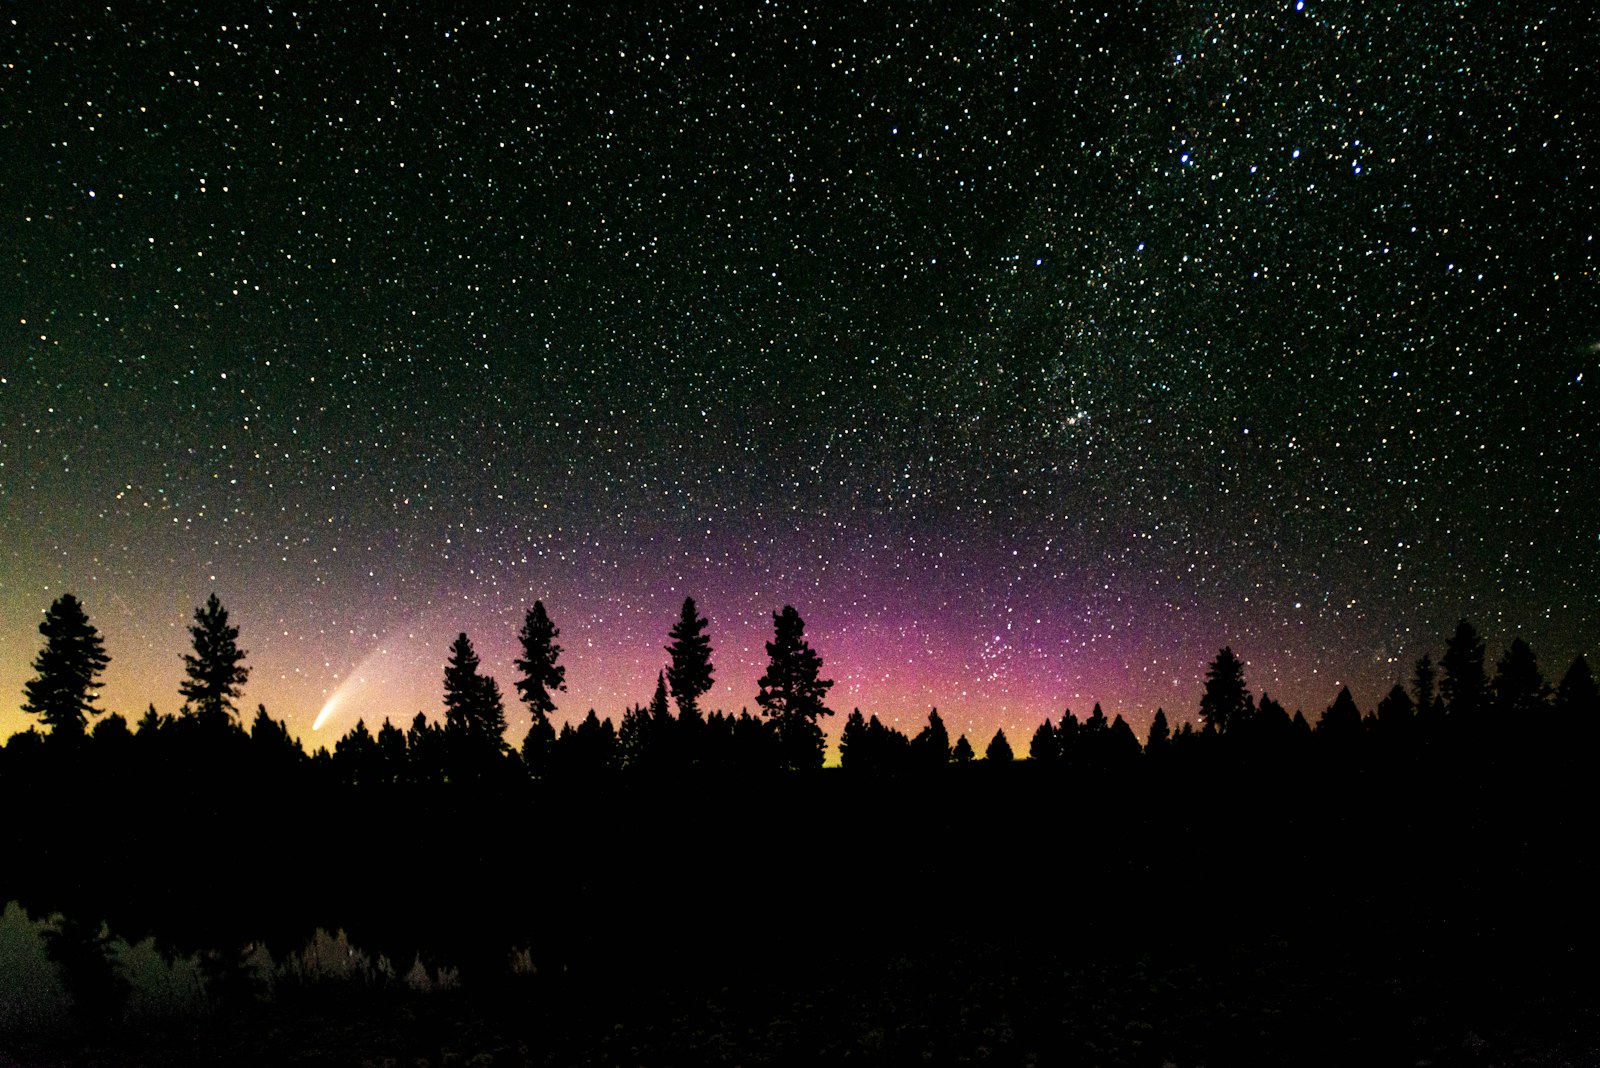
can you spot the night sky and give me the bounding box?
[3,2,1595,752]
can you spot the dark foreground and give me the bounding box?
[3,758,1596,1066]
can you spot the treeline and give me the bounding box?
[5,591,1598,789]
[4,593,1597,1048]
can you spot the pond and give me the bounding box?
[0,901,469,1034]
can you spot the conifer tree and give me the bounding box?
[1108,714,1141,763]
[443,632,506,753]
[650,669,671,722]
[1316,686,1364,749]
[666,597,714,721]
[22,594,111,740]
[1412,653,1438,713]
[1493,638,1548,719]
[1057,709,1080,762]
[1555,656,1598,722]
[249,704,302,767]
[755,605,834,770]
[515,601,565,728]
[376,718,407,782]
[514,600,561,778]
[911,708,951,766]
[839,708,869,768]
[1441,620,1488,721]
[1029,718,1061,762]
[1555,656,1599,755]
[985,727,1014,762]
[1145,708,1171,756]
[1200,647,1248,735]
[180,593,249,724]
[952,734,976,763]
[1374,684,1416,739]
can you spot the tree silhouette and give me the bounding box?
[334,719,381,787]
[375,718,407,783]
[22,594,111,741]
[1145,709,1171,758]
[91,711,132,752]
[1028,718,1060,762]
[619,703,653,771]
[952,734,976,763]
[515,601,565,760]
[1108,715,1142,765]
[1200,647,1248,735]
[666,597,715,721]
[1441,620,1487,723]
[180,593,249,724]
[559,709,620,775]
[911,708,951,767]
[755,606,834,770]
[408,712,447,785]
[650,669,671,722]
[443,633,507,755]
[1412,653,1438,714]
[1492,638,1548,721]
[1555,656,1599,754]
[984,728,1014,762]
[839,708,869,768]
[1374,684,1416,744]
[1316,686,1364,756]
[1057,709,1080,764]
[1555,656,1598,721]
[622,670,680,771]
[249,705,302,770]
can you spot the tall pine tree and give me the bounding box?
[1199,647,1248,735]
[22,594,111,740]
[516,601,564,775]
[665,596,714,722]
[755,605,834,770]
[180,593,249,724]
[1441,620,1488,723]
[444,632,506,754]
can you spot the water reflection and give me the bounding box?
[0,901,462,1034]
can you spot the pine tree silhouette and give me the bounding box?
[1412,653,1438,714]
[515,602,565,769]
[952,734,976,763]
[1374,684,1416,745]
[984,727,1014,762]
[1145,708,1171,758]
[443,633,507,760]
[911,708,951,767]
[1108,715,1141,765]
[839,708,869,768]
[1028,718,1060,762]
[1316,686,1364,758]
[1555,656,1599,753]
[755,606,834,770]
[180,593,249,724]
[1441,620,1488,725]
[22,594,111,741]
[666,597,715,721]
[1493,638,1549,720]
[1200,647,1248,735]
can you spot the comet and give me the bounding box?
[312,693,343,732]
[309,624,438,733]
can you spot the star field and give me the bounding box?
[2,1,1595,749]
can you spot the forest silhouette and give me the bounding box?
[2,593,1595,1064]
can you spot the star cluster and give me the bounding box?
[2,1,1595,748]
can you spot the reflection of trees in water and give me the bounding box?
[39,911,128,1026]
[3,904,473,1035]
